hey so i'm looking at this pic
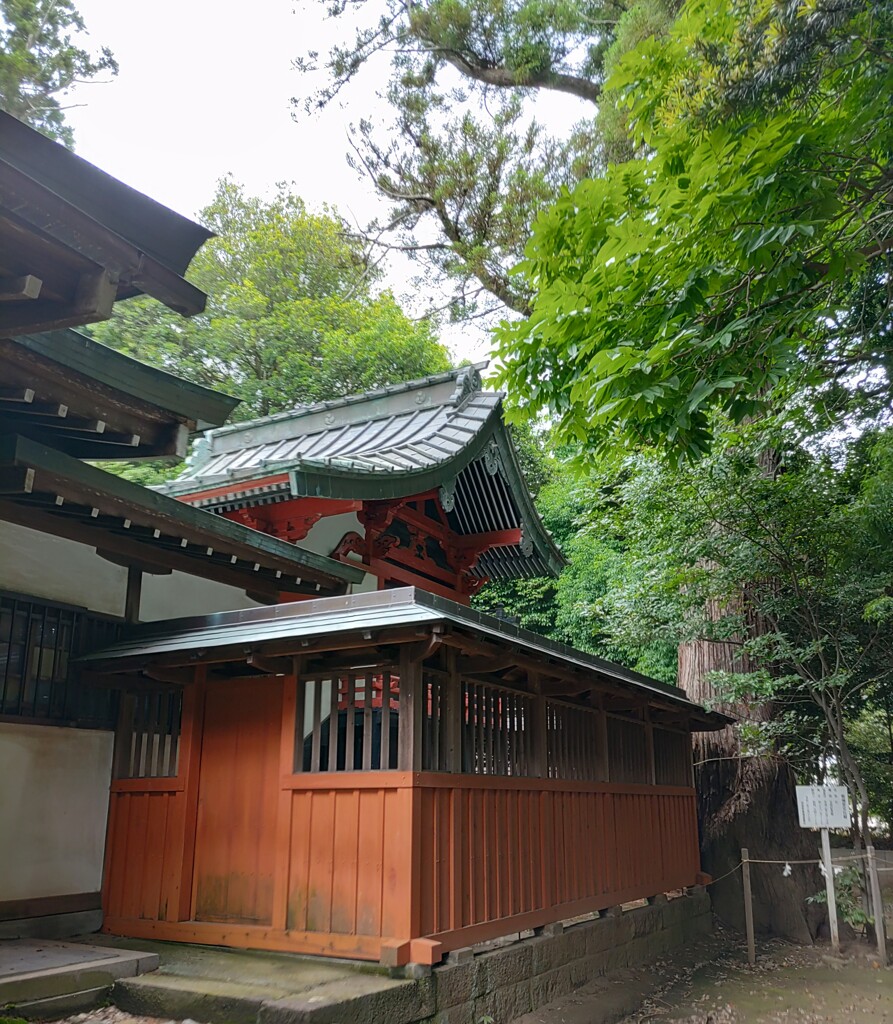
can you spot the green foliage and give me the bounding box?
[298,0,677,317]
[495,0,893,461]
[807,866,871,928]
[475,455,677,682]
[0,0,117,145]
[579,426,893,834]
[93,179,452,420]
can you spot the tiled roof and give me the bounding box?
[160,365,565,579]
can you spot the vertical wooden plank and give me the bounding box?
[381,670,391,771]
[293,670,306,772]
[286,789,312,931]
[530,675,548,777]
[431,678,441,771]
[450,784,466,929]
[645,708,657,786]
[344,672,356,772]
[381,784,416,940]
[445,649,462,773]
[327,675,339,772]
[331,788,360,933]
[597,697,609,782]
[113,692,137,780]
[273,675,297,930]
[176,667,206,922]
[104,793,129,918]
[362,672,373,770]
[310,680,322,772]
[141,794,169,918]
[398,648,422,771]
[148,692,163,778]
[307,790,336,933]
[355,787,384,936]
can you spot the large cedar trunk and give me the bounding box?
[680,633,823,943]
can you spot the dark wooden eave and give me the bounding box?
[0,330,238,458]
[0,434,365,600]
[0,112,210,337]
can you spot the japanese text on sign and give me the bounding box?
[796,785,851,829]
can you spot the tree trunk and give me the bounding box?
[680,631,823,943]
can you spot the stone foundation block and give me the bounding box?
[477,942,533,994]
[585,916,620,956]
[434,961,478,1009]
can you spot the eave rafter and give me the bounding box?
[0,434,363,600]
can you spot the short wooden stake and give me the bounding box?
[741,847,755,965]
[821,828,840,953]
[867,846,887,964]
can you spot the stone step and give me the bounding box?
[113,969,423,1024]
[0,940,159,1020]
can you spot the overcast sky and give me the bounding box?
[65,0,492,360]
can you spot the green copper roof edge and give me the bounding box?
[10,330,239,429]
[1,433,363,584]
[285,409,565,573]
[491,431,567,574]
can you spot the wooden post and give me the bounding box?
[867,846,887,963]
[741,847,756,965]
[444,647,462,773]
[821,828,840,953]
[398,646,423,771]
[529,672,548,778]
[124,566,142,622]
[644,706,656,786]
[596,694,609,782]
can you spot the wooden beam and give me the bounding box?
[0,387,35,403]
[74,268,118,321]
[0,466,34,494]
[0,498,284,601]
[457,653,518,674]
[1,414,106,433]
[245,653,294,676]
[84,628,428,674]
[3,401,67,417]
[0,274,42,301]
[144,666,195,686]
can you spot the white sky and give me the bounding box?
[64,0,492,360]
[64,1,588,364]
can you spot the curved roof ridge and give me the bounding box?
[206,360,492,440]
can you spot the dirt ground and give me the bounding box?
[626,937,893,1024]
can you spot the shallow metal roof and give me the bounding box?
[159,365,565,579]
[80,587,727,730]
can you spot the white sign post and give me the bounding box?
[796,785,851,953]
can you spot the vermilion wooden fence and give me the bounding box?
[102,669,702,965]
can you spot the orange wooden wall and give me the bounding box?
[103,674,702,965]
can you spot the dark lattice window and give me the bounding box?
[0,593,120,727]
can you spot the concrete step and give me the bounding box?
[114,968,421,1024]
[0,940,159,1020]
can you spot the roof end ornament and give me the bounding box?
[450,365,483,406]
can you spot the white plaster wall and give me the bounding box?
[0,722,114,900]
[0,511,375,624]
[140,570,262,621]
[303,513,376,594]
[0,521,127,616]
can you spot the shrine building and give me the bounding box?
[156,363,565,602]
